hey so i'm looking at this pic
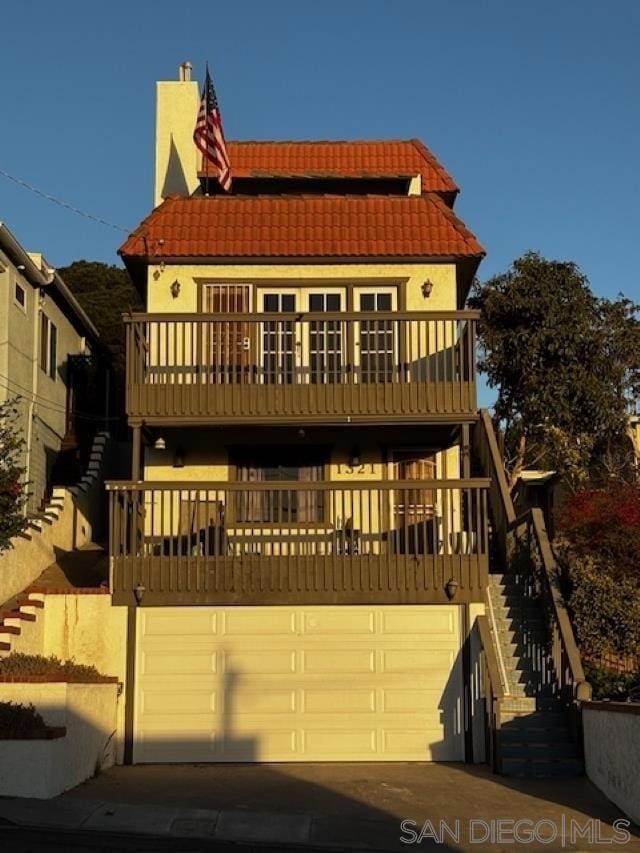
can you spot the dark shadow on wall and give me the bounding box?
[161,135,190,200]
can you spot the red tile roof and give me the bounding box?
[119,194,484,260]
[200,139,458,194]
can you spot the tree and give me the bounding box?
[469,252,640,489]
[0,400,27,550]
[58,261,142,376]
[58,261,143,437]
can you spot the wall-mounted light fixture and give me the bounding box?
[134,581,146,606]
[349,446,361,468]
[153,435,166,450]
[173,445,185,468]
[445,577,459,600]
[170,279,181,299]
[421,279,434,298]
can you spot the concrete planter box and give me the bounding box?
[0,679,118,799]
[583,701,640,825]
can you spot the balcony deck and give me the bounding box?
[108,479,490,606]
[125,311,478,424]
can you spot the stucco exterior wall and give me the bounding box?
[154,79,200,208]
[146,262,458,314]
[0,681,118,798]
[583,703,640,825]
[0,252,91,512]
[41,595,128,764]
[142,433,462,544]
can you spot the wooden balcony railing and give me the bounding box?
[108,479,490,605]
[125,311,478,422]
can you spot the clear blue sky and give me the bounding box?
[1,0,638,301]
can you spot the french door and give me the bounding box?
[259,289,345,384]
[357,290,397,383]
[201,284,251,383]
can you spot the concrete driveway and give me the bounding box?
[56,762,638,851]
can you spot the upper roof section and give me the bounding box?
[199,139,459,201]
[119,193,483,262]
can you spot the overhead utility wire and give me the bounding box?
[0,168,130,233]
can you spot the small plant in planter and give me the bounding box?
[0,701,46,735]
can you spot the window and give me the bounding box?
[39,314,57,379]
[14,281,26,310]
[233,448,326,523]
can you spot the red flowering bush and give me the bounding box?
[555,484,640,579]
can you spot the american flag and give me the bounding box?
[193,65,232,192]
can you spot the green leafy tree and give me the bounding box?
[469,252,640,489]
[57,260,142,375]
[58,261,142,435]
[0,400,27,550]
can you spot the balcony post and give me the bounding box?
[131,425,142,481]
[461,423,471,478]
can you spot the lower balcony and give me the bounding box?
[108,479,490,606]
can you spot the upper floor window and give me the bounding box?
[39,313,57,380]
[14,281,26,311]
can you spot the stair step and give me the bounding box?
[501,727,573,744]
[1,611,36,623]
[16,597,45,609]
[500,697,563,713]
[501,741,579,759]
[501,757,584,778]
[0,625,20,635]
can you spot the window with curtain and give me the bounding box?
[233,449,326,523]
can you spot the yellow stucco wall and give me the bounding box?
[154,80,201,208]
[146,262,458,313]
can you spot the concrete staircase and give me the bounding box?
[0,593,46,658]
[489,572,584,777]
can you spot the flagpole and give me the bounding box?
[203,62,209,197]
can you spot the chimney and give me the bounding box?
[154,63,200,207]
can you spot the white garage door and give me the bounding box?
[134,605,463,763]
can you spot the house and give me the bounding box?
[109,65,585,770]
[0,223,104,513]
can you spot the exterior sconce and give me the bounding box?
[421,279,434,298]
[153,435,166,450]
[170,279,181,298]
[134,582,146,606]
[349,446,361,468]
[445,578,459,600]
[173,445,185,468]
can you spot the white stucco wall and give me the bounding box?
[0,681,118,798]
[583,703,640,825]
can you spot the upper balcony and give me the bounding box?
[125,310,478,425]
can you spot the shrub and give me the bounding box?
[0,400,27,550]
[565,554,640,663]
[0,701,46,734]
[555,483,640,578]
[584,664,639,702]
[0,653,105,681]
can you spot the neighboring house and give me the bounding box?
[512,469,565,539]
[0,223,103,513]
